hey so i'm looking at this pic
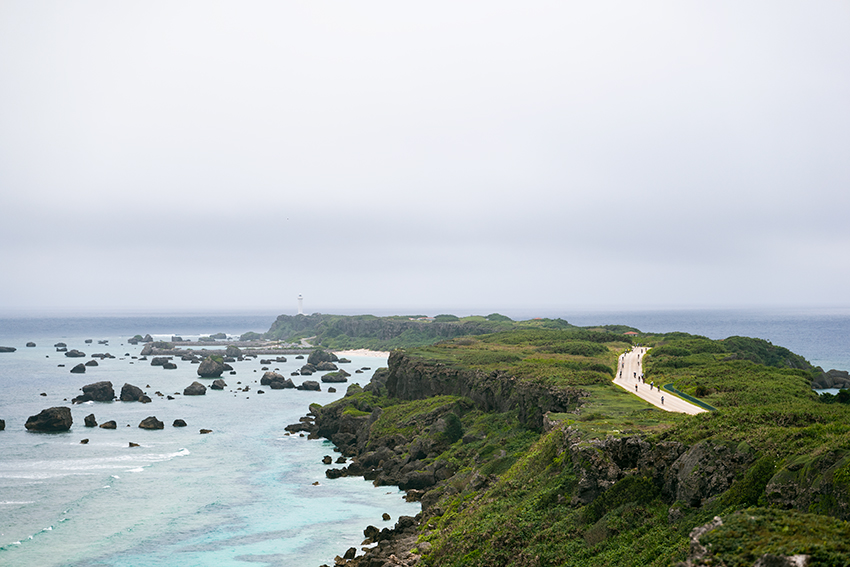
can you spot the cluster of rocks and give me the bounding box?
[322,516,425,567]
[813,369,850,390]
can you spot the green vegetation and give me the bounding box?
[301,322,850,566]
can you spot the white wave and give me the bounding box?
[0,447,192,478]
[0,501,35,505]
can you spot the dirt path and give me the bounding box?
[614,347,707,415]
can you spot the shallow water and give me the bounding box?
[0,317,418,567]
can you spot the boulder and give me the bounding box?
[297,380,321,391]
[316,361,338,371]
[70,363,86,374]
[120,383,146,402]
[269,378,296,389]
[197,357,225,378]
[184,381,207,396]
[139,416,164,429]
[80,438,89,444]
[142,334,153,343]
[0,346,17,353]
[321,371,350,383]
[261,371,285,385]
[26,342,36,347]
[0,419,5,430]
[173,419,187,427]
[171,336,183,342]
[307,349,338,366]
[225,345,242,358]
[200,428,212,434]
[162,362,177,370]
[84,414,97,427]
[150,357,171,366]
[338,358,352,364]
[129,442,140,447]
[85,359,98,367]
[65,349,86,358]
[299,364,316,375]
[295,355,304,359]
[73,381,115,403]
[140,344,154,356]
[54,342,67,348]
[25,407,72,431]
[211,379,227,390]
[99,420,117,429]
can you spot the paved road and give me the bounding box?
[614,347,706,415]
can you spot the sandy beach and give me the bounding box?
[333,348,391,358]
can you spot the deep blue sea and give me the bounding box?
[0,309,848,566]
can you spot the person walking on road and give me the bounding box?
[661,396,664,405]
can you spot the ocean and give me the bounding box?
[0,309,848,566]
[0,314,418,567]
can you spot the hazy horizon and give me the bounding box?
[2,2,848,314]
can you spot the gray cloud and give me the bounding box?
[1,1,848,315]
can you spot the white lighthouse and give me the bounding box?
[297,295,304,315]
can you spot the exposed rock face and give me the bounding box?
[120,383,146,402]
[70,363,86,374]
[150,357,171,366]
[100,420,117,429]
[260,371,284,385]
[142,334,153,342]
[197,357,225,378]
[65,349,86,358]
[184,381,207,396]
[85,359,98,367]
[813,369,850,390]
[72,381,115,403]
[0,419,5,430]
[211,379,227,390]
[84,414,97,427]
[25,407,73,431]
[173,419,187,427]
[316,361,338,371]
[140,344,154,356]
[321,370,350,383]
[299,364,316,375]
[307,349,339,366]
[225,345,242,358]
[26,342,36,347]
[269,378,295,389]
[297,380,321,391]
[139,416,164,429]
[386,350,585,430]
[0,346,17,353]
[163,362,177,369]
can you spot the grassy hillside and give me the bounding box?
[308,327,850,567]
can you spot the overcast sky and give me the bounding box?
[1,1,848,317]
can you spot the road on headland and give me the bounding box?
[614,347,707,415]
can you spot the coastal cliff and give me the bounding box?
[294,330,850,566]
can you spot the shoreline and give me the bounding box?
[333,348,391,358]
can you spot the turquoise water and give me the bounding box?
[0,317,418,567]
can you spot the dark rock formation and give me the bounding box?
[0,419,5,430]
[25,407,72,431]
[142,334,153,343]
[26,342,36,347]
[139,416,164,429]
[299,363,316,375]
[0,346,17,353]
[55,342,67,348]
[70,363,86,373]
[813,368,850,390]
[307,349,339,366]
[321,370,350,383]
[269,378,295,389]
[200,428,212,434]
[150,357,171,366]
[297,380,321,391]
[120,383,146,402]
[171,336,183,342]
[80,438,89,444]
[85,359,98,367]
[73,381,115,404]
[197,357,225,378]
[316,361,338,371]
[99,420,117,429]
[260,371,284,385]
[163,362,177,369]
[173,419,187,427]
[129,442,140,447]
[184,381,207,396]
[211,379,226,390]
[225,345,242,358]
[84,414,97,427]
[65,349,86,358]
